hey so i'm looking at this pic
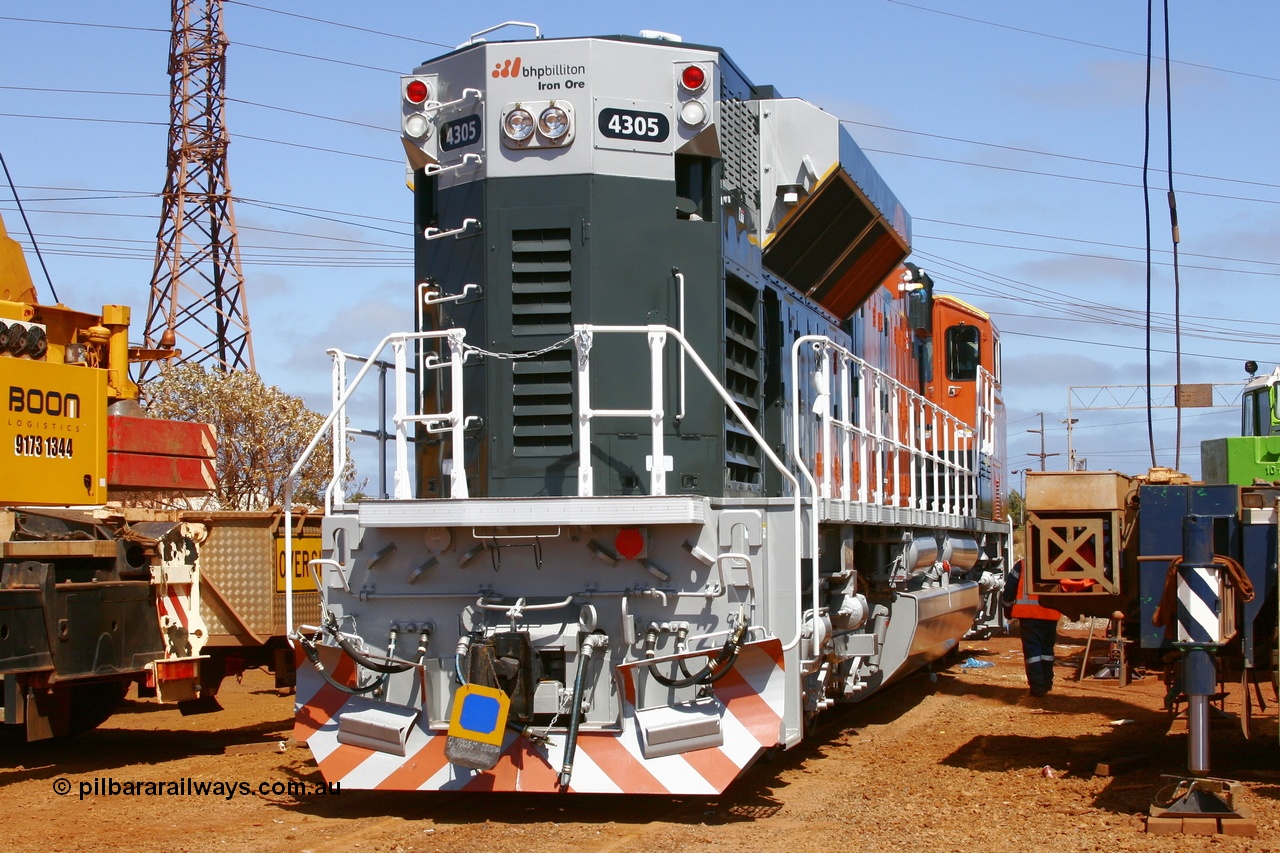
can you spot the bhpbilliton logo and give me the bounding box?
[492,58,522,78]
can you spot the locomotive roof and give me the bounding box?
[415,32,769,98]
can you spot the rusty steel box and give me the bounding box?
[1025,471,1133,512]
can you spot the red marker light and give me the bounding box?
[405,79,430,104]
[680,65,706,91]
[614,528,645,560]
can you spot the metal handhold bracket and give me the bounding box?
[422,282,482,306]
[425,153,483,176]
[418,88,484,115]
[424,218,483,241]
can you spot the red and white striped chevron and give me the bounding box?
[294,638,787,794]
[156,587,190,635]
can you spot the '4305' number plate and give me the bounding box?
[441,114,481,152]
[598,108,669,142]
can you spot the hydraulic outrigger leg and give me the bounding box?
[1148,516,1252,833]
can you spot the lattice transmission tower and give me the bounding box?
[142,0,254,380]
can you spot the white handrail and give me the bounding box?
[573,324,808,652]
[791,335,983,523]
[463,21,540,46]
[286,320,990,654]
[787,334,989,665]
[283,328,472,637]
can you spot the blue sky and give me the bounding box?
[3,1,1278,486]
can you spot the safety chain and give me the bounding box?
[457,332,580,362]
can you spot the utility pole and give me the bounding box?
[1062,417,1079,470]
[1026,411,1060,471]
[143,0,254,381]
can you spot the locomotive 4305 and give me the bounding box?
[286,24,1010,794]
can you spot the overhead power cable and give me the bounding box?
[1143,0,1157,467]
[883,0,1280,83]
[1162,0,1184,469]
[0,149,58,302]
[224,1,454,48]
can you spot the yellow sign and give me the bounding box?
[1,357,106,506]
[448,683,510,746]
[275,536,322,593]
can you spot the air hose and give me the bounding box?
[559,633,608,791]
[642,620,748,689]
[297,633,383,695]
[454,634,473,685]
[323,611,414,675]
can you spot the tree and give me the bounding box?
[1009,489,1025,526]
[143,363,352,510]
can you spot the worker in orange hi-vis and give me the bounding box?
[1001,558,1062,697]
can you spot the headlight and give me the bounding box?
[503,108,535,142]
[538,106,570,140]
[500,101,574,150]
[403,112,431,139]
[679,100,707,126]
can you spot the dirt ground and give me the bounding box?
[5,626,1279,853]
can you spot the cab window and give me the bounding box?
[945,324,980,382]
[1243,389,1260,436]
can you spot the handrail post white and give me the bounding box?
[392,337,412,499]
[789,335,838,664]
[859,362,871,503]
[936,418,945,516]
[447,329,470,499]
[907,396,919,511]
[816,345,832,501]
[873,375,885,506]
[674,271,687,422]
[890,385,902,508]
[838,353,852,503]
[945,413,954,515]
[325,349,348,514]
[574,327,594,497]
[647,328,668,496]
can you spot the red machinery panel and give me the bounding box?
[107,416,217,494]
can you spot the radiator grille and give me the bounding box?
[510,226,574,456]
[724,278,761,487]
[511,350,574,456]
[719,98,759,211]
[511,228,572,336]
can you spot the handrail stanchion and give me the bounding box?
[447,329,469,499]
[648,328,668,496]
[574,328,594,497]
[325,349,348,514]
[817,345,832,501]
[838,353,852,503]
[392,337,412,499]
